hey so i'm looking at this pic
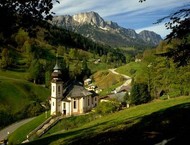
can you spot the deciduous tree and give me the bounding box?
[140,0,190,66]
[157,3,190,66]
[0,48,13,69]
[0,0,59,45]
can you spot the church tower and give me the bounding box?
[51,62,63,115]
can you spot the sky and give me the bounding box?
[52,0,190,38]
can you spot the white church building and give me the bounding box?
[50,62,98,116]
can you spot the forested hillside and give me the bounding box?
[0,0,126,129]
[116,37,190,105]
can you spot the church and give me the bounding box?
[50,62,98,116]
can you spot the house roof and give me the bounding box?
[108,92,126,102]
[62,81,92,99]
[101,92,126,102]
[119,85,131,92]
[62,98,71,102]
[84,78,92,82]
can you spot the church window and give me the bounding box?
[58,86,60,93]
[53,102,54,106]
[53,86,55,92]
[74,99,76,109]
[63,103,66,109]
[91,97,93,105]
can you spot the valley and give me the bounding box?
[0,0,190,144]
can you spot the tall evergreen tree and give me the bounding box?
[130,83,151,105]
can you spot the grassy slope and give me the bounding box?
[8,111,51,145]
[26,96,190,145]
[116,61,147,82]
[0,70,50,117]
[92,70,125,95]
[88,62,112,74]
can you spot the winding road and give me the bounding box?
[109,69,132,92]
[0,117,36,141]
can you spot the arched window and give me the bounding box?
[74,98,76,109]
[52,86,55,92]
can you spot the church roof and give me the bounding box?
[53,63,61,70]
[63,81,92,99]
[52,61,62,79]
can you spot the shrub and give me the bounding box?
[95,101,121,115]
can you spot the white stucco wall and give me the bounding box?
[82,95,97,112]
[51,98,56,115]
[51,82,63,98]
[79,97,83,113]
[61,101,71,116]
[51,81,63,115]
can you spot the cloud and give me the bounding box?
[53,0,189,17]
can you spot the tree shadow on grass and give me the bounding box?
[24,102,190,145]
[24,120,112,145]
[68,102,190,145]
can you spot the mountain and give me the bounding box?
[51,11,162,48]
[139,30,162,45]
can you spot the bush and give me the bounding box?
[95,101,121,115]
[0,110,14,129]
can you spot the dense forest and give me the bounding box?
[139,38,190,96]
[127,1,190,105]
[0,19,126,84]
[0,0,127,83]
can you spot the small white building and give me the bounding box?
[84,78,92,86]
[50,63,98,116]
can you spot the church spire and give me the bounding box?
[52,53,62,80]
[53,53,61,70]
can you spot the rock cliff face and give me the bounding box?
[139,30,162,45]
[73,12,106,28]
[51,11,162,47]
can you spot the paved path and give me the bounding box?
[0,117,36,141]
[109,69,132,92]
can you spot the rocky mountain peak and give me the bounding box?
[73,11,106,27]
[51,11,162,47]
[139,30,162,45]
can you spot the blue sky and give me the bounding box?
[52,0,190,38]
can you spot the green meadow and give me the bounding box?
[17,96,190,145]
[0,70,50,129]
